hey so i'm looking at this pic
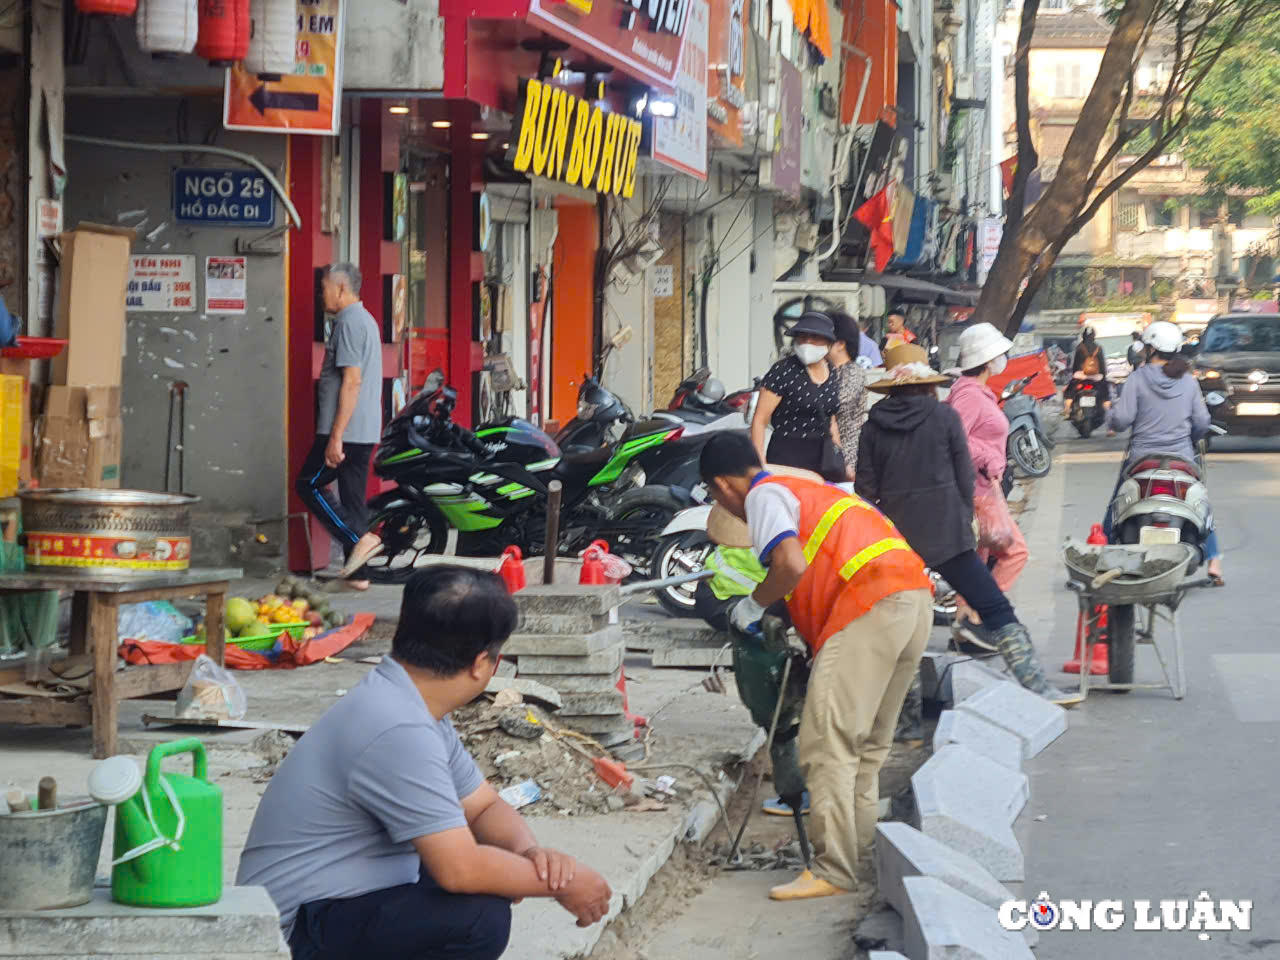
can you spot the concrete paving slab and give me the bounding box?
[519,612,612,634]
[901,876,1034,960]
[542,670,624,693]
[503,626,623,656]
[911,745,1028,882]
[948,659,1009,704]
[956,681,1067,759]
[514,584,621,615]
[933,710,1024,771]
[623,618,723,651]
[651,646,730,667]
[0,886,288,956]
[868,953,909,960]
[874,823,1036,948]
[559,691,626,715]
[518,646,625,675]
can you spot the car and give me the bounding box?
[1194,312,1280,436]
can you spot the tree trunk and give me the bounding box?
[975,0,1161,337]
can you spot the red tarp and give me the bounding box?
[119,613,376,670]
[985,350,1058,401]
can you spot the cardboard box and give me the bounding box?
[36,385,123,489]
[52,223,134,387]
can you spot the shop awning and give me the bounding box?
[825,270,979,306]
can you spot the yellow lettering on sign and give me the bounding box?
[565,98,591,186]
[612,117,631,195]
[550,87,573,179]
[580,107,603,189]
[512,79,543,173]
[531,83,555,177]
[622,119,642,199]
[595,112,620,193]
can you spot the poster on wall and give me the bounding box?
[707,0,749,146]
[390,274,407,343]
[224,0,345,135]
[978,218,1002,285]
[652,0,709,180]
[528,268,548,427]
[127,255,197,313]
[205,257,247,314]
[770,57,803,197]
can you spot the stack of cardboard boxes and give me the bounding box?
[35,223,132,490]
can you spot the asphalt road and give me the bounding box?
[1025,430,1280,959]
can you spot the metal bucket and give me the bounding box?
[1062,540,1195,604]
[20,489,199,575]
[0,799,108,909]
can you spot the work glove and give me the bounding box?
[730,594,767,635]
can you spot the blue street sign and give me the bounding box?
[173,168,276,227]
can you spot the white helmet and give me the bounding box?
[1142,320,1183,354]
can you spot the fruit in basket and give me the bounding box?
[306,611,324,628]
[226,597,257,634]
[260,594,285,612]
[270,606,296,624]
[243,618,272,637]
[292,598,310,615]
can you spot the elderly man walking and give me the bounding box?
[297,263,383,588]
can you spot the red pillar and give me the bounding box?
[448,102,478,425]
[287,135,333,572]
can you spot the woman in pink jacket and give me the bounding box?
[945,323,1029,650]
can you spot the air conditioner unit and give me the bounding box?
[610,237,665,287]
[771,282,887,328]
[954,74,975,101]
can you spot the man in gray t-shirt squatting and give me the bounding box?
[296,262,383,587]
[237,566,612,959]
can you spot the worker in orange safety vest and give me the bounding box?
[699,431,933,901]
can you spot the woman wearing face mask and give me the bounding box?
[751,312,841,474]
[944,323,1029,649]
[828,311,869,479]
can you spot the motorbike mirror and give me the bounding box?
[424,369,445,394]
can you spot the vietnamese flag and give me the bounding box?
[1000,155,1018,197]
[854,185,895,272]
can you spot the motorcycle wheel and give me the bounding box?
[1072,414,1094,439]
[1010,427,1052,477]
[606,486,688,578]
[650,530,713,617]
[353,509,448,584]
[1107,603,1135,690]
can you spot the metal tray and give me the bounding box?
[1062,539,1195,604]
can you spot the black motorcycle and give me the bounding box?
[351,381,690,582]
[553,376,726,493]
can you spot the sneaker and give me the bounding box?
[952,618,998,652]
[763,791,809,816]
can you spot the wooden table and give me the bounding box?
[0,567,241,758]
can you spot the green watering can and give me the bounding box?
[94,739,223,908]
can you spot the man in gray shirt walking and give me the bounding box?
[297,263,383,588]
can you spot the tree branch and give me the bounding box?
[1006,0,1041,234]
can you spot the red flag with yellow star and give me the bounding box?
[1000,155,1018,197]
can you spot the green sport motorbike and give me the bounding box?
[350,380,693,583]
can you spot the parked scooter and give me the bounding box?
[666,367,754,418]
[1067,375,1107,438]
[1102,426,1223,683]
[1001,374,1053,477]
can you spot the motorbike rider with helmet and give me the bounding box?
[1062,326,1111,421]
[1104,320,1223,585]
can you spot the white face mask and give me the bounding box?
[794,343,830,366]
[988,354,1008,375]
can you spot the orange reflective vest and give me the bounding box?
[756,475,930,653]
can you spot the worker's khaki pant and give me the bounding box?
[797,588,932,890]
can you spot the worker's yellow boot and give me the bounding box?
[768,869,850,901]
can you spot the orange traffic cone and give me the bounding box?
[579,544,607,585]
[497,545,526,594]
[1064,524,1110,674]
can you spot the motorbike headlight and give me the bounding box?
[1196,369,1221,381]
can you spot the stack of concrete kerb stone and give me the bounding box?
[508,585,631,747]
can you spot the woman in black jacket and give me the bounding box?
[855,344,1076,705]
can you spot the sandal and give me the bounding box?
[1208,573,1225,587]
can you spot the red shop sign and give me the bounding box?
[526,0,691,93]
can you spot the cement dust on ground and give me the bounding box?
[584,733,932,960]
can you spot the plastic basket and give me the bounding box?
[181,621,307,650]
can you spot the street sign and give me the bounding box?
[173,169,276,227]
[223,0,344,135]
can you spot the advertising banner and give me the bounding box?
[706,0,749,146]
[652,0,708,179]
